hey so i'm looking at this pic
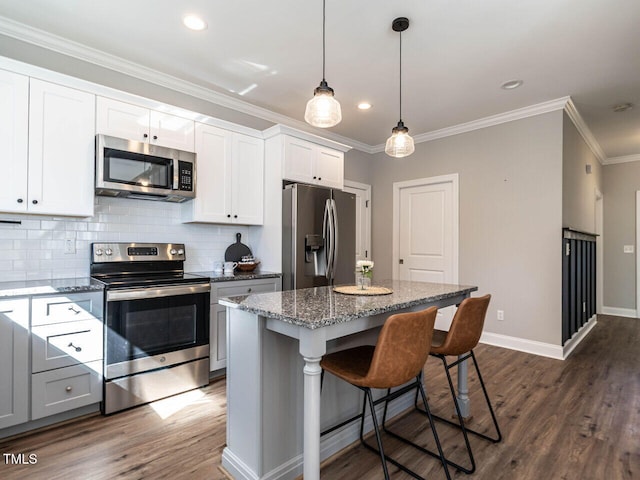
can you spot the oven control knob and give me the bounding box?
[170,249,178,255]
[105,248,113,256]
[95,249,103,256]
[177,249,184,255]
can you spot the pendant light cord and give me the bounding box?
[322,0,326,82]
[399,29,402,122]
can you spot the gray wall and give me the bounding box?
[368,111,565,345]
[344,148,374,185]
[602,161,639,310]
[562,112,602,232]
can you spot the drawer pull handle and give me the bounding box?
[68,306,80,314]
[247,288,252,293]
[68,342,82,352]
[65,386,72,392]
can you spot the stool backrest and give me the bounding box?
[365,306,438,389]
[438,294,491,356]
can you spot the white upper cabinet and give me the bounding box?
[0,78,95,217]
[182,123,264,225]
[282,135,344,189]
[96,97,195,152]
[28,79,96,217]
[0,70,29,213]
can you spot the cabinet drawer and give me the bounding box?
[215,281,277,299]
[32,319,103,373]
[32,291,103,326]
[31,361,102,420]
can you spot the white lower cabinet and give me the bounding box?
[0,298,30,430]
[31,361,102,420]
[0,291,104,433]
[210,278,280,371]
[30,292,104,420]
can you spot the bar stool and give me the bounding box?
[416,294,502,474]
[320,307,451,480]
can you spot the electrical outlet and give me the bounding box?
[623,245,634,254]
[497,310,504,321]
[64,238,76,254]
[64,231,76,254]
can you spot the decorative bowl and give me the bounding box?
[237,261,260,272]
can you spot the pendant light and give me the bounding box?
[385,17,415,158]
[304,0,342,128]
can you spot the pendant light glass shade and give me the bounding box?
[385,120,415,158]
[305,80,342,128]
[305,0,342,128]
[386,17,414,158]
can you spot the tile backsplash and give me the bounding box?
[0,197,252,281]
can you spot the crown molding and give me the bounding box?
[603,154,640,165]
[0,16,371,152]
[563,98,606,164]
[263,125,352,152]
[371,97,573,153]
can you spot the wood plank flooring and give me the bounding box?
[1,314,638,479]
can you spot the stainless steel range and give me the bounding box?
[90,242,210,414]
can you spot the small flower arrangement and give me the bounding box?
[356,260,374,289]
[356,260,374,278]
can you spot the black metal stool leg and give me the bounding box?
[417,380,452,480]
[359,388,390,480]
[469,350,502,442]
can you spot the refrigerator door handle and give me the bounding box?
[323,199,332,279]
[330,199,338,282]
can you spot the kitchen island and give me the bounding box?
[219,280,477,480]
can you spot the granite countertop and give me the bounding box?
[219,280,477,329]
[0,277,104,298]
[191,270,282,283]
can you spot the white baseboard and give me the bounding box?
[562,315,597,358]
[479,332,564,360]
[602,306,637,318]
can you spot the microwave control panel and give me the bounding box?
[178,161,194,192]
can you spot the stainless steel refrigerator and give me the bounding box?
[283,183,356,290]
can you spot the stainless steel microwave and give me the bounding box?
[95,134,196,202]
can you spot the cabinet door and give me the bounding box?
[316,146,344,190]
[283,136,315,184]
[0,70,29,213]
[28,79,95,216]
[0,298,29,429]
[183,123,232,223]
[210,278,280,371]
[96,96,150,143]
[150,111,195,152]
[232,134,264,225]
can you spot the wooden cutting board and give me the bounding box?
[225,233,252,262]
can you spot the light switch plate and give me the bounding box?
[623,245,634,254]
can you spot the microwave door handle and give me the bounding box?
[172,158,179,190]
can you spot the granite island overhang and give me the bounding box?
[219,280,478,480]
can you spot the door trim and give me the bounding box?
[344,180,372,261]
[392,174,459,282]
[595,188,603,314]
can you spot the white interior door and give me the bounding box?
[393,174,459,328]
[343,181,371,263]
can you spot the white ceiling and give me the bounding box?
[0,0,638,159]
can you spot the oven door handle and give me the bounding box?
[106,283,210,301]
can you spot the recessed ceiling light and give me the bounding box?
[183,14,207,31]
[612,103,633,113]
[358,102,372,110]
[501,80,523,90]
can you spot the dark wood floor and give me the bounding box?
[1,314,638,479]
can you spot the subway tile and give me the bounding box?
[0,229,27,240]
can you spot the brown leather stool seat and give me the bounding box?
[416,294,502,474]
[321,307,451,480]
